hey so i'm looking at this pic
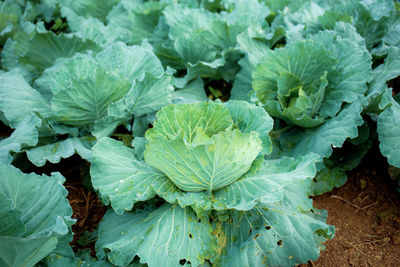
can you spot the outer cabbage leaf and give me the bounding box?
[278,102,364,159]
[282,0,395,51]
[311,167,347,196]
[60,7,114,46]
[214,153,318,211]
[0,0,21,44]
[0,70,50,128]
[219,205,334,266]
[43,247,115,267]
[26,137,94,167]
[0,164,74,266]
[311,123,372,195]
[366,47,400,113]
[60,0,119,23]
[1,23,100,77]
[96,204,216,267]
[230,25,276,101]
[378,98,400,167]
[172,77,208,104]
[91,137,177,214]
[106,0,164,45]
[91,140,318,216]
[0,114,41,164]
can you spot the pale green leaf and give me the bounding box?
[145,102,232,142]
[224,100,274,155]
[145,129,262,192]
[2,24,100,76]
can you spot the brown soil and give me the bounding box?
[302,153,400,267]
[66,177,107,253]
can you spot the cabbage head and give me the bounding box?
[144,102,262,192]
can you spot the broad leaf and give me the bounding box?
[378,99,400,167]
[96,204,216,267]
[0,164,73,266]
[0,114,41,164]
[219,205,334,266]
[0,71,50,127]
[26,137,94,167]
[91,137,174,214]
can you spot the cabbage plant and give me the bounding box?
[91,101,334,266]
[251,22,371,194]
[0,41,173,166]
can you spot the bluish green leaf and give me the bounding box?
[26,137,94,167]
[96,204,216,267]
[279,102,364,159]
[220,205,334,266]
[0,164,74,266]
[0,0,21,44]
[366,47,400,113]
[214,154,318,211]
[311,167,348,196]
[0,114,41,164]
[378,99,400,167]
[0,71,50,128]
[91,137,174,214]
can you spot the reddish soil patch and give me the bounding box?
[302,152,400,267]
[66,176,107,253]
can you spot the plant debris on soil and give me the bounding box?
[301,147,400,267]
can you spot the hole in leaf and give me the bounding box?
[265,226,271,230]
[197,218,201,223]
[313,178,318,183]
[249,229,253,234]
[277,240,283,246]
[188,233,193,239]
[179,259,187,265]
[253,233,260,239]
